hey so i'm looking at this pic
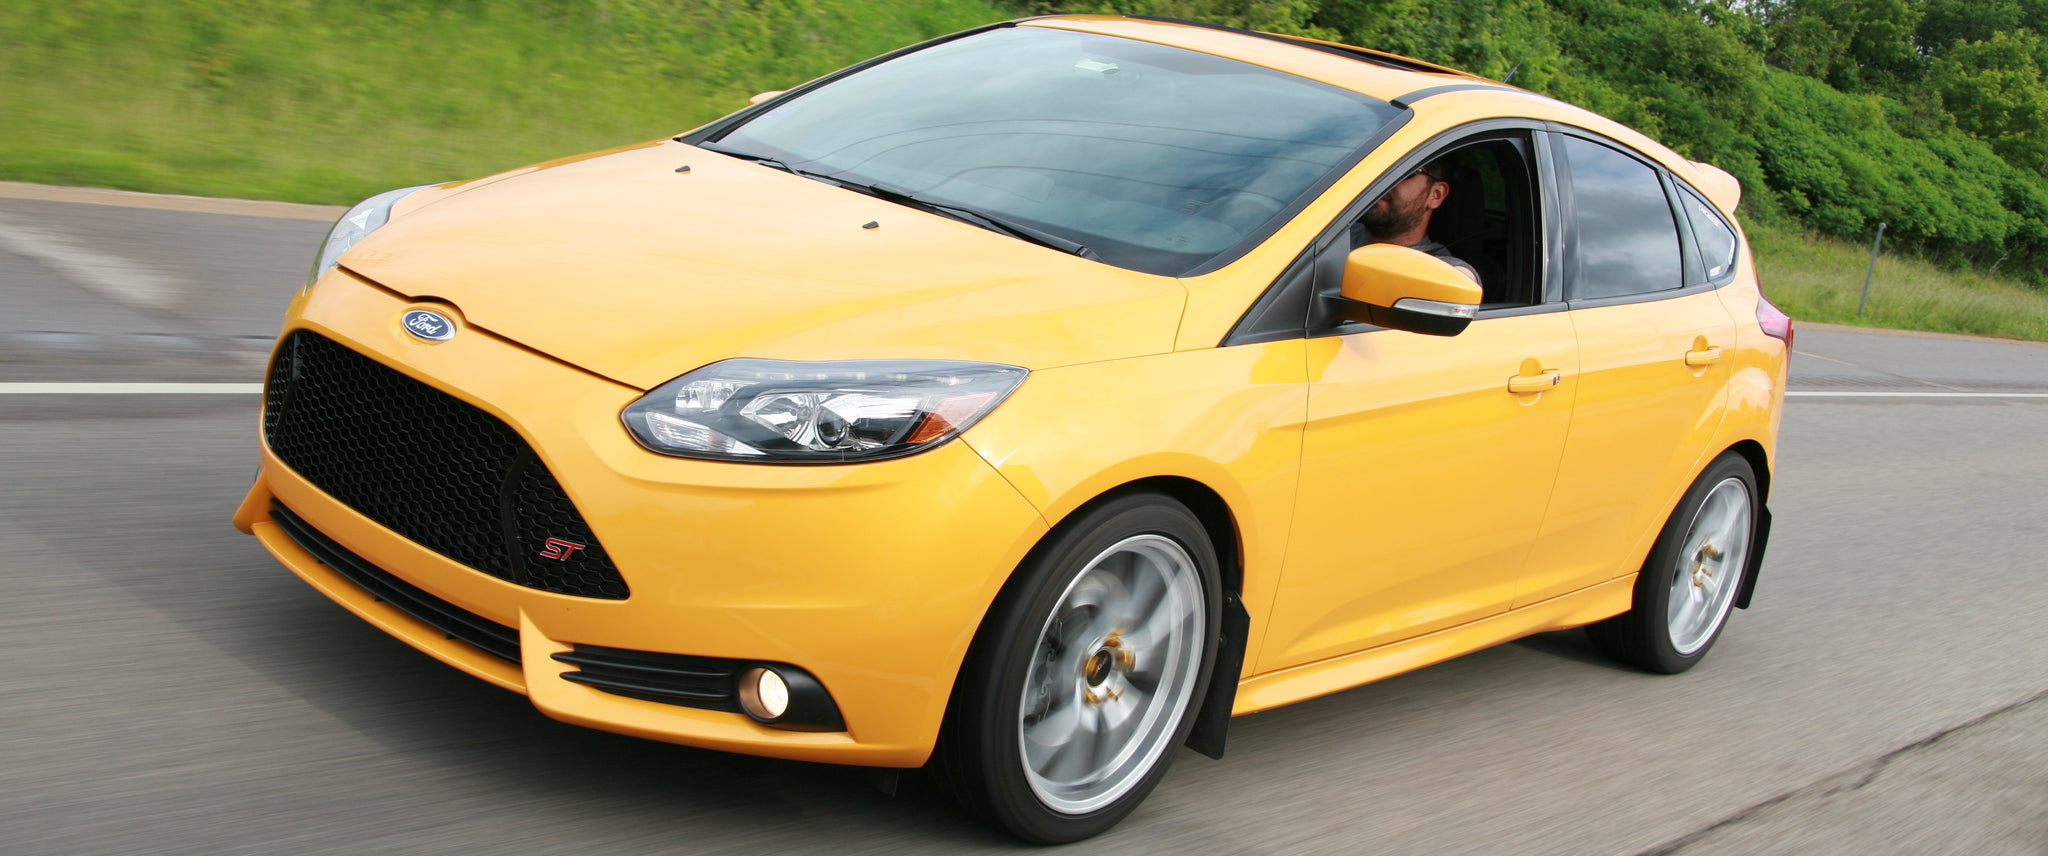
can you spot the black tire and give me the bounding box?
[1590,452,1759,674]
[932,491,1221,844]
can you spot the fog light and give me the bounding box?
[739,667,790,721]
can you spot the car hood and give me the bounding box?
[341,141,1188,391]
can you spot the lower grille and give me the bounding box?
[270,501,520,663]
[553,645,742,712]
[263,329,628,599]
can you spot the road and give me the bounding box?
[2,184,2044,855]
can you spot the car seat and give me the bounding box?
[1429,164,1507,303]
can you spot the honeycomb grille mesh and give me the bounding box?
[263,330,629,599]
[513,460,626,598]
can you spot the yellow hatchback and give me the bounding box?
[236,15,1789,843]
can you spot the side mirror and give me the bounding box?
[1329,244,1483,336]
[748,90,786,106]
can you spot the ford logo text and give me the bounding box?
[401,309,456,342]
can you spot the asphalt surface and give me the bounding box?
[2,185,2044,855]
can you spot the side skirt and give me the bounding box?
[1231,576,1635,716]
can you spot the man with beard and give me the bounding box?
[1357,159,1482,286]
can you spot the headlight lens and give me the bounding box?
[308,184,434,286]
[622,359,1028,463]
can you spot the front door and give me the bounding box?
[1259,310,1577,671]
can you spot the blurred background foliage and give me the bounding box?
[0,0,1005,202]
[1,0,2044,292]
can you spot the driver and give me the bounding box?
[1358,159,1481,286]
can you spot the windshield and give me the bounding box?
[709,26,1403,276]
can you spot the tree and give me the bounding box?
[1915,0,2048,57]
[1062,0,1333,36]
[1930,31,2048,172]
[1763,0,1922,90]
[1309,0,1559,80]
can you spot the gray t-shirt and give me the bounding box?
[1404,239,1482,287]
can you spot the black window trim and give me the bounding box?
[1663,170,1706,288]
[1549,126,1720,310]
[1222,244,1317,346]
[1391,82,1513,108]
[1534,129,1566,305]
[1672,182,1743,289]
[1221,118,1562,346]
[1564,278,1723,310]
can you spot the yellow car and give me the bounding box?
[235,15,1789,843]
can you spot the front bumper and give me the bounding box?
[237,271,1049,766]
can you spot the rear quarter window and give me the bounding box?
[1680,188,1739,281]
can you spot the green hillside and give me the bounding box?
[0,0,1011,203]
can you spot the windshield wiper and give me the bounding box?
[696,140,810,175]
[849,182,1099,261]
[695,141,1097,261]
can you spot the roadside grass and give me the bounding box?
[1748,221,2048,342]
[0,0,1010,205]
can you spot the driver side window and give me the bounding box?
[1221,128,1552,345]
[1335,133,1546,311]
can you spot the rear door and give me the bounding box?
[1513,132,1738,607]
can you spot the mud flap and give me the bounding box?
[1734,504,1772,609]
[1185,590,1249,760]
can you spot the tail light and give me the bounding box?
[1756,291,1793,350]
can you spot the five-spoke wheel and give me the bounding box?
[934,492,1220,843]
[1019,533,1206,813]
[1591,453,1758,673]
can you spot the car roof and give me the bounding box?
[1019,16,1497,106]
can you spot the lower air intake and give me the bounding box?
[270,501,521,663]
[553,645,743,712]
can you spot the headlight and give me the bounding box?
[307,184,434,286]
[622,359,1029,463]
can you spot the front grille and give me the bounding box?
[270,501,520,663]
[264,330,629,599]
[553,645,742,711]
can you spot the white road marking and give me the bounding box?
[1788,390,2048,399]
[0,210,183,311]
[1790,350,1859,366]
[0,181,345,221]
[0,383,261,394]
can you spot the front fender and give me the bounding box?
[960,341,1308,678]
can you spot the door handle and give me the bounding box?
[1507,370,1563,394]
[1684,347,1722,367]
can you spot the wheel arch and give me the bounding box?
[1090,477,1244,599]
[941,474,1253,769]
[1718,439,1774,609]
[1038,477,1253,760]
[1725,438,1772,502]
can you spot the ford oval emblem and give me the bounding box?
[401,309,456,342]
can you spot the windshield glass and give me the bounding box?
[711,26,1402,276]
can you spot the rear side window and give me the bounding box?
[1561,136,1682,300]
[1680,189,1738,281]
